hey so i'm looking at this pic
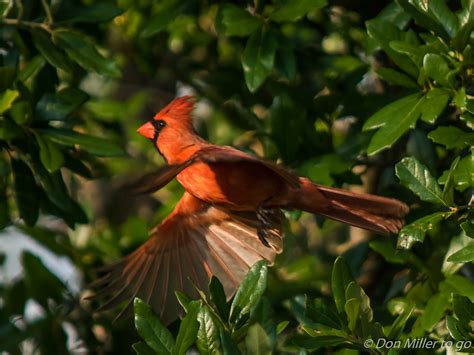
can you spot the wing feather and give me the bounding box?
[88,192,284,324]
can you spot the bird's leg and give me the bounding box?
[256,206,274,248]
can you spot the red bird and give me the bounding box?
[91,96,409,323]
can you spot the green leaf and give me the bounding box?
[229,260,268,323]
[376,67,418,88]
[305,297,342,329]
[276,49,297,81]
[0,119,21,140]
[0,66,16,92]
[36,88,89,121]
[142,0,187,37]
[369,239,423,268]
[447,242,474,263]
[419,292,450,331]
[10,101,33,125]
[132,342,156,355]
[11,158,39,227]
[454,87,467,109]
[269,0,327,22]
[19,56,46,82]
[409,0,459,38]
[196,305,222,355]
[52,29,121,77]
[219,328,241,355]
[345,282,373,336]
[453,295,474,327]
[276,321,289,335]
[423,53,453,87]
[249,299,276,349]
[428,126,474,149]
[420,88,450,123]
[175,291,192,313]
[387,304,415,339]
[389,40,424,66]
[134,298,175,355]
[344,298,360,332]
[376,1,411,29]
[445,315,470,341]
[22,252,66,306]
[443,275,474,301]
[366,19,419,77]
[217,4,261,37]
[34,132,64,172]
[441,156,460,206]
[461,219,474,239]
[395,0,450,40]
[438,154,472,192]
[32,30,73,73]
[367,95,426,155]
[209,276,229,320]
[292,332,348,349]
[58,3,123,23]
[363,93,421,130]
[241,26,277,92]
[40,128,124,156]
[245,323,273,355]
[396,157,445,205]
[452,6,474,50]
[398,212,450,249]
[270,95,306,163]
[173,301,200,355]
[0,89,19,114]
[331,257,355,315]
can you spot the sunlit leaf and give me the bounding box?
[229,260,267,323]
[173,301,200,355]
[331,257,355,315]
[447,243,474,263]
[428,126,474,149]
[0,89,19,114]
[134,298,175,354]
[395,157,445,205]
[398,212,451,249]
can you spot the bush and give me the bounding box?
[0,0,472,354]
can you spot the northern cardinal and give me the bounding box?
[91,96,409,323]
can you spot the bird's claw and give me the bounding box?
[257,206,273,248]
[257,229,271,248]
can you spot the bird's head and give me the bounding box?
[137,96,200,162]
[137,96,196,142]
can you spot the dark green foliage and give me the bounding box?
[0,0,472,354]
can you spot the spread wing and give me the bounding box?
[88,192,284,324]
[126,145,300,195]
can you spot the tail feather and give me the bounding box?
[293,178,408,234]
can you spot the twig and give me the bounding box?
[2,18,52,33]
[41,0,53,25]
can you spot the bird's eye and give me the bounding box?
[153,120,166,131]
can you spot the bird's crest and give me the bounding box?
[154,96,195,121]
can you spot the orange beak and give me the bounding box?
[137,122,155,139]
